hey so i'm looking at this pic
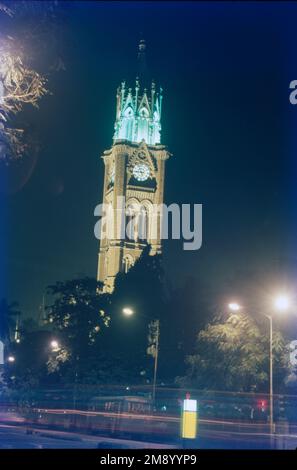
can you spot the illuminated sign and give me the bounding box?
[181,398,198,439]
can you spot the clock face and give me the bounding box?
[133,163,150,182]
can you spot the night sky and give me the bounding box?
[1,1,297,333]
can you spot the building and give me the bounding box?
[97,40,171,292]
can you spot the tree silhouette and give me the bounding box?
[0,298,20,343]
[179,312,289,392]
[108,246,166,383]
[45,277,111,383]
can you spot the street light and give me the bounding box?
[228,302,241,312]
[122,307,160,404]
[7,355,15,363]
[265,294,290,441]
[226,294,291,446]
[122,307,134,317]
[274,294,290,312]
[50,340,60,352]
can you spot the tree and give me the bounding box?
[3,329,53,392]
[179,312,289,392]
[0,7,48,162]
[113,245,165,321]
[0,298,20,343]
[109,246,166,383]
[0,53,47,115]
[0,1,68,164]
[160,276,215,381]
[45,277,111,383]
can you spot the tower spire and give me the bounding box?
[137,38,148,84]
[113,39,162,145]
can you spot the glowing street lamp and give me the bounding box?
[228,302,241,312]
[122,306,160,403]
[226,293,291,445]
[122,307,134,317]
[50,340,60,352]
[7,355,15,363]
[274,295,290,312]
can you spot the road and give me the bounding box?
[0,424,96,449]
[2,422,297,449]
[1,410,297,449]
[0,424,175,449]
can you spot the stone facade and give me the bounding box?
[97,46,171,292]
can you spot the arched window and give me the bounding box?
[120,106,134,141]
[139,201,153,242]
[152,111,161,144]
[123,254,134,274]
[138,206,148,241]
[137,107,149,142]
[126,202,139,241]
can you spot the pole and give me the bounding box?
[152,319,160,404]
[73,354,79,412]
[269,315,274,442]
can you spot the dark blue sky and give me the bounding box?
[1,1,297,331]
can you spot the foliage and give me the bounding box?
[0,39,47,162]
[45,277,111,382]
[179,312,289,392]
[3,329,53,391]
[110,246,166,382]
[0,1,64,162]
[113,245,165,322]
[0,47,47,161]
[0,52,47,116]
[0,298,20,343]
[160,276,215,380]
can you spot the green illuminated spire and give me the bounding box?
[113,40,162,146]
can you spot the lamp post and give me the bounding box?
[122,307,160,404]
[228,295,290,446]
[150,319,160,404]
[264,313,274,438]
[265,294,290,441]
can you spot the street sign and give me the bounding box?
[181,398,198,439]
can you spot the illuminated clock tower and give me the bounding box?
[97,40,171,292]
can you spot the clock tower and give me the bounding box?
[97,40,171,292]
